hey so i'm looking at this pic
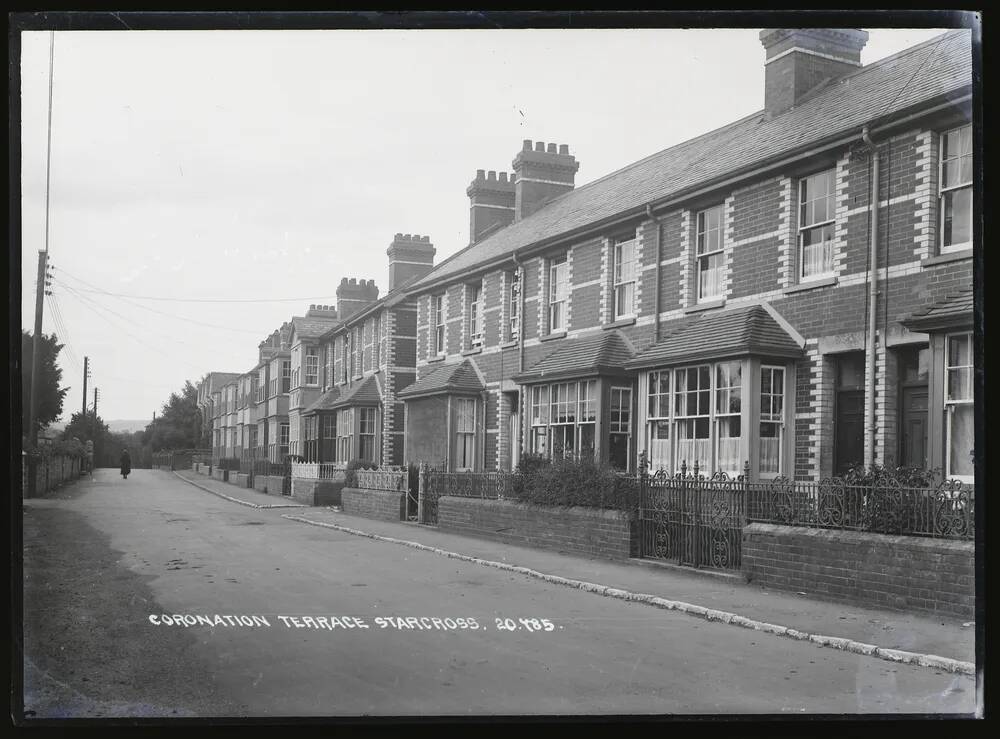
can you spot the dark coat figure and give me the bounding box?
[120,449,132,479]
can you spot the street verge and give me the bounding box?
[172,471,306,510]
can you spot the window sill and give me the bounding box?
[426,355,446,364]
[461,347,483,356]
[783,275,837,295]
[603,316,636,330]
[540,330,567,342]
[684,299,726,314]
[500,340,519,349]
[922,248,972,268]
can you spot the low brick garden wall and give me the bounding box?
[291,479,345,507]
[437,497,637,561]
[211,468,228,482]
[741,523,975,620]
[252,474,268,493]
[342,488,406,522]
[230,472,250,489]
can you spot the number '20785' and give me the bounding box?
[495,618,555,632]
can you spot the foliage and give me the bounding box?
[61,412,111,466]
[842,463,944,488]
[839,464,949,535]
[143,381,201,452]
[345,459,377,488]
[22,330,70,438]
[407,463,419,495]
[508,455,637,513]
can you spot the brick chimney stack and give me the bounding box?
[512,140,579,221]
[760,28,869,117]
[386,234,436,291]
[336,277,380,320]
[305,304,338,319]
[467,170,515,243]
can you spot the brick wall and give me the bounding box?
[742,523,974,620]
[342,488,406,522]
[212,468,228,482]
[230,472,251,488]
[437,497,637,560]
[291,478,344,506]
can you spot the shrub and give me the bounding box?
[507,455,637,513]
[840,463,946,535]
[345,459,377,488]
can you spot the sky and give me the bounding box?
[19,26,949,422]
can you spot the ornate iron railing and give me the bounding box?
[291,462,319,479]
[354,467,407,492]
[252,459,286,477]
[425,470,519,500]
[319,463,347,481]
[745,475,974,540]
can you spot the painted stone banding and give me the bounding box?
[282,513,975,676]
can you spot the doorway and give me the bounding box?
[833,353,865,476]
[897,345,930,469]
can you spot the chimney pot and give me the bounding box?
[535,141,545,152]
[547,143,557,153]
[476,169,485,179]
[559,144,569,155]
[522,139,532,151]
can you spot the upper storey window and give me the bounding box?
[433,295,446,355]
[468,282,483,348]
[798,169,836,280]
[696,206,724,302]
[507,270,520,342]
[305,349,319,386]
[549,256,568,332]
[940,125,972,253]
[613,234,637,318]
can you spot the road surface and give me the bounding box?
[21,469,975,718]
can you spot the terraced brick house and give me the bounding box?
[262,322,293,462]
[302,234,435,465]
[286,306,342,459]
[402,29,975,482]
[196,371,240,454]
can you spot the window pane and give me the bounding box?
[948,404,974,477]
[942,188,972,247]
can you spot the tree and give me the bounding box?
[22,330,69,440]
[143,381,201,452]
[61,411,111,467]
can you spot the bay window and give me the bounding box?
[336,409,354,462]
[305,349,319,386]
[281,360,291,394]
[614,235,637,318]
[940,125,972,253]
[455,398,476,470]
[798,169,836,280]
[279,423,289,458]
[647,370,672,471]
[609,386,632,470]
[527,380,598,459]
[714,361,743,474]
[359,407,377,463]
[696,206,725,301]
[529,385,549,456]
[549,382,578,458]
[945,332,973,481]
[321,415,336,461]
[674,366,712,471]
[549,256,568,332]
[759,366,785,476]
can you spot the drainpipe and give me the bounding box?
[512,251,526,463]
[861,125,879,469]
[645,204,663,341]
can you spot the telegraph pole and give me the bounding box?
[25,32,56,499]
[82,356,89,415]
[93,387,99,418]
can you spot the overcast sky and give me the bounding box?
[20,27,947,422]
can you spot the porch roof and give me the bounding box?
[901,286,974,332]
[399,359,485,400]
[626,304,804,369]
[514,330,635,383]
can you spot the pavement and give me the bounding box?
[20,468,978,718]
[174,469,976,667]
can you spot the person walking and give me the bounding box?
[120,448,132,480]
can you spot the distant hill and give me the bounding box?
[105,419,150,434]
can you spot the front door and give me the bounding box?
[834,391,864,475]
[900,387,929,469]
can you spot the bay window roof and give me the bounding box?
[303,387,341,415]
[626,304,804,370]
[399,359,485,400]
[901,287,974,332]
[514,331,635,383]
[326,376,382,410]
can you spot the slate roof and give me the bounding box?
[410,31,971,290]
[398,360,486,399]
[901,286,974,331]
[291,315,342,341]
[326,376,382,409]
[303,387,342,415]
[626,305,804,369]
[515,331,636,383]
